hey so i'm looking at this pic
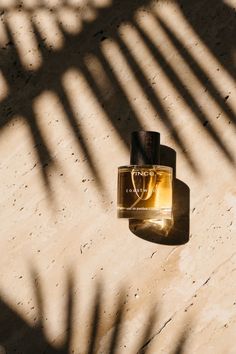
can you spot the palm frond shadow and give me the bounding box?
[171,332,189,354]
[0,270,191,354]
[0,0,235,201]
[177,0,236,80]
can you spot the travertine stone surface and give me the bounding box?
[0,0,235,353]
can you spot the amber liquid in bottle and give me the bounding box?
[117,165,173,221]
[117,131,173,234]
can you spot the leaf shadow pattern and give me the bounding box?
[0,0,235,203]
[0,269,191,354]
[177,0,236,80]
[169,332,188,354]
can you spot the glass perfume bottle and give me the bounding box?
[117,131,173,233]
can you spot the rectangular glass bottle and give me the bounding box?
[117,165,173,220]
[117,131,173,230]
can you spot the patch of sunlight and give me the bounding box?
[223,0,236,8]
[0,70,9,101]
[0,0,16,9]
[22,0,39,9]
[33,8,64,50]
[91,0,112,8]
[67,0,90,6]
[85,53,115,99]
[33,90,72,158]
[62,68,124,160]
[0,114,39,202]
[33,83,101,197]
[33,89,90,194]
[57,6,82,35]
[6,10,42,70]
[117,22,183,122]
[136,6,236,134]
[133,6,236,162]
[41,0,63,8]
[199,304,234,328]
[81,3,97,22]
[155,2,236,114]
[62,67,106,129]
[135,11,223,125]
[0,116,44,213]
[0,20,8,47]
[101,37,158,127]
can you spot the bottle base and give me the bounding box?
[117,208,172,220]
[129,218,173,237]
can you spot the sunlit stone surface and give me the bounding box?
[0,0,235,353]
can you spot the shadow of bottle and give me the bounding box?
[129,145,190,245]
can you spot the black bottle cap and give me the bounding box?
[130,131,160,165]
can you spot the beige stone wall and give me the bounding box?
[0,0,235,353]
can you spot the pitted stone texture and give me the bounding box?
[0,0,235,353]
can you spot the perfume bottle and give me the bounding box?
[117,131,173,232]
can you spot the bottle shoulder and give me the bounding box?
[118,165,173,173]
